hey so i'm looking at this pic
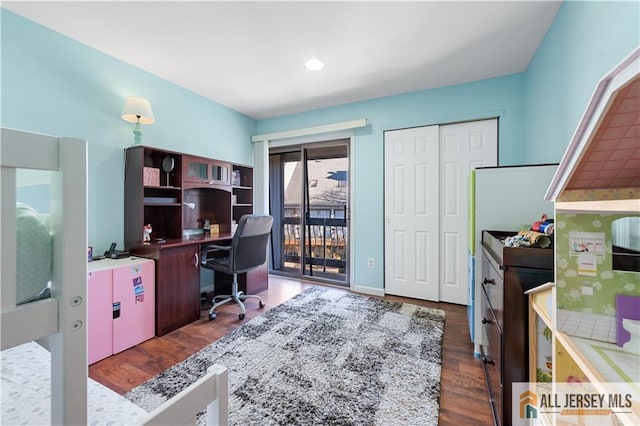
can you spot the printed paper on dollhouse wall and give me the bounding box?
[569,231,605,258]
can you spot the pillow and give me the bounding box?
[16,203,52,305]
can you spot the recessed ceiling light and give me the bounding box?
[305,58,325,71]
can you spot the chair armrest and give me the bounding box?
[201,244,231,264]
[204,244,230,251]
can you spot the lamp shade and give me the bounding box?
[121,96,155,124]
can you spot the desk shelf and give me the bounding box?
[231,165,253,224]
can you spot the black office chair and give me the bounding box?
[201,214,273,320]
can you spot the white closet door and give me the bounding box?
[384,119,497,303]
[439,119,497,304]
[384,126,440,300]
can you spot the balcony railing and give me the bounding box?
[282,216,347,273]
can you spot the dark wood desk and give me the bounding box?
[132,233,267,336]
[124,146,260,335]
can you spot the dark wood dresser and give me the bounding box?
[480,230,553,426]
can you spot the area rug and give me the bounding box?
[125,286,445,425]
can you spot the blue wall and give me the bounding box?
[523,1,639,162]
[2,2,638,294]
[1,10,257,252]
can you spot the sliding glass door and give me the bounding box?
[269,140,349,285]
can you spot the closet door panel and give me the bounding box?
[384,126,439,300]
[439,119,497,304]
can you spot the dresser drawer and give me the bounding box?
[482,252,504,329]
[483,310,503,384]
[481,316,503,426]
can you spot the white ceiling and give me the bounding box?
[3,1,561,120]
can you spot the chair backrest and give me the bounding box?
[231,214,273,273]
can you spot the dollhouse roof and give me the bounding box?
[545,48,640,203]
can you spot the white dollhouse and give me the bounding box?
[528,48,639,425]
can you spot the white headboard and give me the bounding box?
[1,127,88,425]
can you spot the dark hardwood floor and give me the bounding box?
[89,276,493,425]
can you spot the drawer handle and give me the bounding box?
[194,252,199,268]
[482,317,492,325]
[482,278,496,286]
[482,356,495,366]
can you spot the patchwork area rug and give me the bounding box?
[125,287,445,425]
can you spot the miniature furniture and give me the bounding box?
[201,214,273,320]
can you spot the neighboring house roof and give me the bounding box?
[284,158,348,208]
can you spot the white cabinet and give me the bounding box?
[87,257,155,364]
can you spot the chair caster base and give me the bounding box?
[238,313,245,320]
[209,311,217,321]
[259,301,265,309]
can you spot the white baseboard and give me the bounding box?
[351,285,385,297]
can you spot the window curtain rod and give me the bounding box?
[251,118,367,143]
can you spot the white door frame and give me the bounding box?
[256,131,357,291]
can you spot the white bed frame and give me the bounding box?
[1,127,228,425]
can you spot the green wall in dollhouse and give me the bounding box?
[555,212,640,315]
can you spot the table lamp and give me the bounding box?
[121,96,155,145]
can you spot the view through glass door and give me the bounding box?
[269,141,349,285]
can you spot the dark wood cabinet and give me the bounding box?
[154,244,200,336]
[480,230,553,426]
[183,155,231,188]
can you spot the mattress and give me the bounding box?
[0,342,148,425]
